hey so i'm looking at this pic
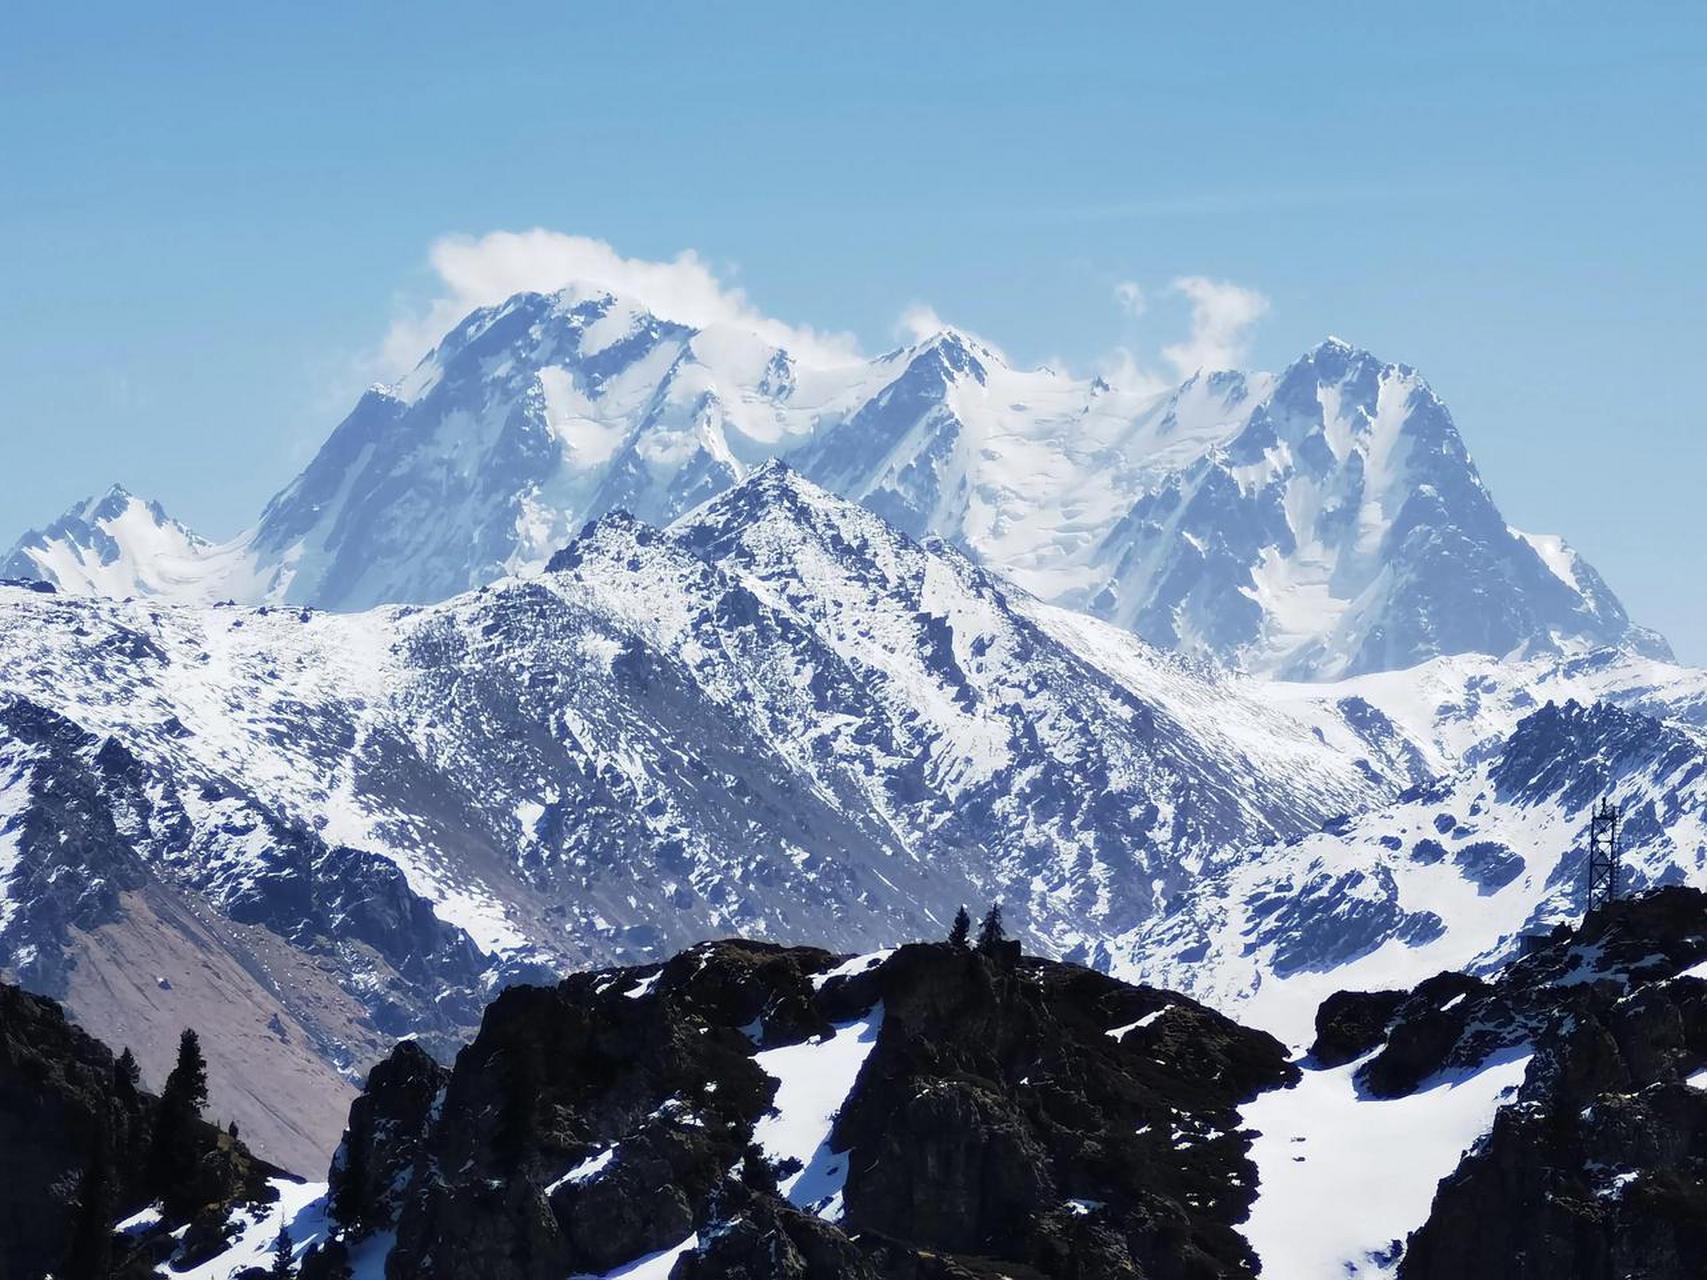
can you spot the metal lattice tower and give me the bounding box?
[1585,797,1621,914]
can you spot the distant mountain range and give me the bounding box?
[3,465,1704,1171]
[3,285,1702,1179]
[3,287,1667,678]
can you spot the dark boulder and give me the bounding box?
[1309,987,1406,1067]
[327,1038,447,1235]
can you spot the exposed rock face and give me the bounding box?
[316,939,1295,1280]
[325,1039,446,1235]
[1308,987,1407,1067]
[0,981,275,1280]
[828,944,1294,1276]
[17,893,1705,1279]
[1391,888,1707,1279]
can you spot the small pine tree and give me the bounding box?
[976,903,1006,953]
[227,1119,240,1140]
[152,1027,211,1218]
[270,1223,294,1279]
[113,1047,141,1105]
[162,1030,209,1117]
[948,905,971,949]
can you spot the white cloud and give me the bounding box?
[1096,347,1171,399]
[1160,276,1270,378]
[377,229,861,378]
[897,303,946,344]
[891,301,1011,364]
[366,233,1271,402]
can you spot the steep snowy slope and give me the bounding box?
[1127,694,1707,1042]
[0,694,486,1169]
[5,289,1660,679]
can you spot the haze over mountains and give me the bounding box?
[3,286,1664,679]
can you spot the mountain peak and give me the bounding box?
[670,457,855,550]
[543,507,664,574]
[6,290,1658,680]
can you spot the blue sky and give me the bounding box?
[3,2,1703,659]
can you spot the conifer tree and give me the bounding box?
[948,905,971,949]
[976,902,1006,953]
[161,1030,209,1117]
[113,1047,141,1105]
[151,1027,211,1218]
[270,1223,294,1278]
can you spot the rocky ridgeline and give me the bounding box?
[10,890,1707,1277]
[308,938,1295,1280]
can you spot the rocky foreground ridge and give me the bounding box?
[7,888,1707,1278]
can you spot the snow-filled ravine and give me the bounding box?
[750,1002,885,1219]
[1239,1048,1531,1279]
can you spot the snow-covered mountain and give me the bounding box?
[3,287,1662,679]
[1127,650,1707,1042]
[0,484,249,601]
[0,466,1425,1164]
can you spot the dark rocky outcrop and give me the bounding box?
[1306,886,1707,1280]
[1308,987,1407,1067]
[27,890,1707,1279]
[0,981,277,1280]
[673,1189,880,1280]
[315,938,1296,1280]
[828,943,1294,1277]
[326,1038,447,1235]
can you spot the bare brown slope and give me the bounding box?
[58,888,358,1173]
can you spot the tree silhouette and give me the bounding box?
[976,903,1006,953]
[162,1030,209,1117]
[151,1027,211,1218]
[270,1222,295,1278]
[948,905,971,949]
[113,1047,141,1105]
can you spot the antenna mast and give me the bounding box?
[1585,797,1621,914]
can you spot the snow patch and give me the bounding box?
[570,1232,698,1280]
[545,1145,615,1195]
[750,1003,884,1220]
[1239,1048,1530,1279]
